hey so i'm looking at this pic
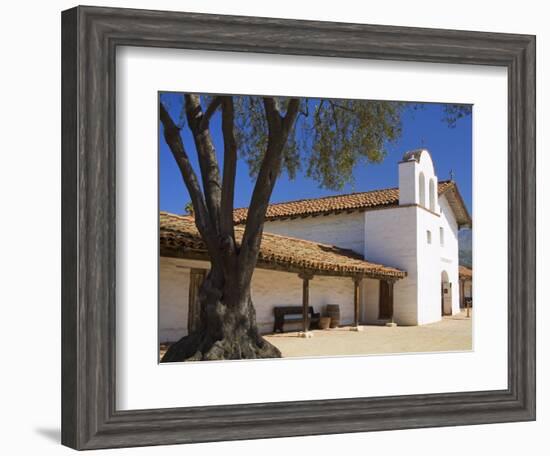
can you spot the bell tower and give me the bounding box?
[398,148,439,213]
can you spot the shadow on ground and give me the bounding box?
[35,427,60,443]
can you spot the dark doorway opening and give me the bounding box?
[379,280,393,319]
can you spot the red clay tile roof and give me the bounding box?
[160,212,406,279]
[459,265,473,279]
[233,180,471,227]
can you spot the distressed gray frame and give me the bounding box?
[61,5,536,450]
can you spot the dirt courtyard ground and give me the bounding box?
[159,310,472,360]
[264,310,472,358]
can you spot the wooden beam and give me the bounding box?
[353,276,362,327]
[460,278,465,309]
[387,279,395,324]
[299,272,314,333]
[303,278,309,332]
[160,248,405,281]
[465,280,471,318]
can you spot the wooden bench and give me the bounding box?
[273,306,320,333]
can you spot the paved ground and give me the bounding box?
[264,310,472,358]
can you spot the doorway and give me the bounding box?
[379,280,392,319]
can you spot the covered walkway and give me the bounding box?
[160,212,407,336]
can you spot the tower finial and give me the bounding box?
[449,169,455,181]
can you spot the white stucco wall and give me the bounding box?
[262,211,365,255]
[410,150,442,324]
[408,194,460,325]
[362,277,381,323]
[158,257,357,342]
[251,268,356,333]
[416,207,440,324]
[159,257,190,343]
[416,206,447,324]
[399,158,417,205]
[364,205,419,325]
[438,195,461,316]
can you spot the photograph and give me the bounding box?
[158,93,473,362]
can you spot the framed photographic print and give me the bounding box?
[61,5,535,450]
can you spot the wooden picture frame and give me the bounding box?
[61,5,536,450]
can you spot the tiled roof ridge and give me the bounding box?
[162,180,455,222]
[232,180,457,224]
[233,179,454,212]
[233,185,401,212]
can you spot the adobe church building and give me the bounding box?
[159,149,472,343]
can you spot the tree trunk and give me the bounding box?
[161,267,281,362]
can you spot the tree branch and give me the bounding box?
[314,100,325,130]
[282,98,300,134]
[159,102,213,244]
[219,97,237,251]
[328,100,355,114]
[297,98,310,120]
[238,97,300,284]
[262,97,282,130]
[200,96,223,130]
[328,100,340,132]
[184,94,222,233]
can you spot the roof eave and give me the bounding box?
[440,183,472,228]
[159,242,406,280]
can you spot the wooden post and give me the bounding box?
[302,275,310,333]
[353,276,362,327]
[387,279,396,326]
[299,272,313,334]
[460,278,465,309]
[188,268,206,333]
[466,283,471,318]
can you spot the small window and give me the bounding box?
[440,227,444,246]
[427,230,432,244]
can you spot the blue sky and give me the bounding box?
[159,94,472,215]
